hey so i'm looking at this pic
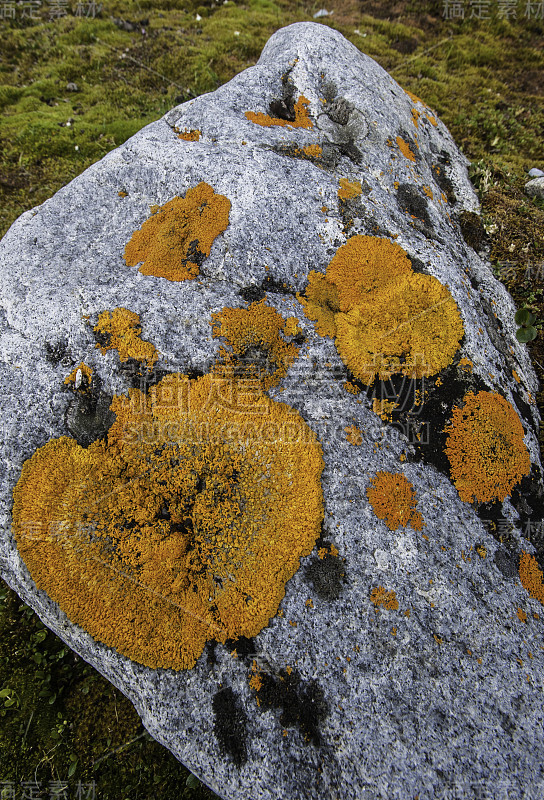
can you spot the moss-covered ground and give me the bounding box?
[0,0,543,797]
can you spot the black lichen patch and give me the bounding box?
[304,546,346,601]
[239,285,266,303]
[45,339,72,367]
[396,183,433,231]
[65,389,115,448]
[224,635,255,658]
[254,668,328,746]
[458,210,488,251]
[431,152,456,204]
[260,275,296,296]
[212,687,248,767]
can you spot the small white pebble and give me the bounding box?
[234,30,240,35]
[195,13,202,20]
[75,145,79,151]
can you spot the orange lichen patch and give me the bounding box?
[211,300,300,390]
[367,471,423,531]
[283,316,302,338]
[517,607,528,623]
[476,544,487,559]
[338,179,362,200]
[325,235,413,312]
[396,136,416,162]
[298,270,340,338]
[244,95,313,129]
[94,308,159,370]
[300,236,463,384]
[370,586,399,611]
[519,552,544,604]
[123,182,231,282]
[344,381,360,395]
[424,112,437,126]
[302,144,322,157]
[372,398,397,422]
[459,357,473,373]
[118,190,128,198]
[64,362,93,389]
[334,273,464,384]
[513,369,521,383]
[177,128,201,141]
[411,108,421,128]
[345,425,363,446]
[404,89,426,106]
[12,372,324,670]
[444,391,531,504]
[423,185,434,199]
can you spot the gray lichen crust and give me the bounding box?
[1,21,544,800]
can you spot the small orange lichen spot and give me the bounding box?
[394,181,399,190]
[411,107,421,128]
[367,471,424,531]
[303,144,322,158]
[422,534,429,541]
[318,547,328,559]
[283,316,302,338]
[476,545,487,559]
[391,627,397,636]
[519,552,544,604]
[372,398,397,422]
[64,362,93,389]
[94,308,159,370]
[534,613,540,620]
[400,453,406,462]
[123,182,231,282]
[211,300,300,390]
[249,672,263,691]
[321,205,328,213]
[404,609,411,617]
[513,369,520,383]
[118,190,128,198]
[517,607,528,623]
[177,129,201,141]
[338,179,362,200]
[425,112,437,126]
[343,381,360,395]
[305,598,314,608]
[289,620,297,627]
[370,586,399,611]
[245,95,313,129]
[12,372,324,670]
[330,544,339,557]
[404,89,426,106]
[423,185,434,200]
[459,358,473,372]
[345,425,363,446]
[434,634,443,644]
[444,391,531,504]
[231,649,238,658]
[396,136,416,162]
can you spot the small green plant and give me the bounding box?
[515,308,538,343]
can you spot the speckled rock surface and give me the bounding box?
[2,21,544,800]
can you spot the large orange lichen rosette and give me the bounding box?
[12,372,324,670]
[300,235,464,385]
[444,390,530,504]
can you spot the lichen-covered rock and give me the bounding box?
[1,21,544,800]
